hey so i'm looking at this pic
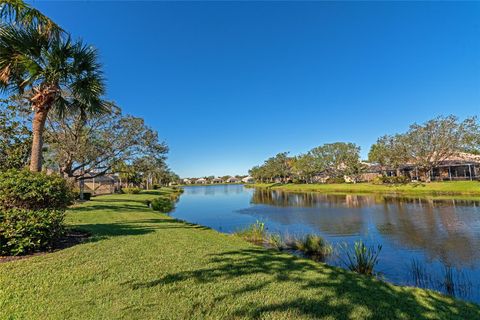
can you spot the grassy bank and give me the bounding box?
[0,190,478,319]
[247,181,480,196]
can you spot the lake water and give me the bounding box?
[171,184,480,303]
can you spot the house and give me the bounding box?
[226,176,239,183]
[182,178,192,184]
[378,152,480,182]
[212,177,223,184]
[241,176,255,183]
[82,173,120,195]
[196,178,208,184]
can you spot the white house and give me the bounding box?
[226,176,239,183]
[182,178,192,184]
[241,176,254,183]
[196,178,208,184]
[212,177,223,184]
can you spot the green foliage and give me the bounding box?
[150,197,174,213]
[372,175,410,185]
[0,101,31,171]
[309,142,361,179]
[152,184,161,190]
[0,169,73,211]
[0,169,71,255]
[266,233,285,250]
[234,220,267,244]
[342,240,382,276]
[1,191,477,319]
[293,234,333,260]
[0,208,65,255]
[122,187,142,194]
[383,176,410,184]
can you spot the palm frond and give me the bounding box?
[0,0,63,38]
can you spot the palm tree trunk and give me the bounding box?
[29,107,49,172]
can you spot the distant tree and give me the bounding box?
[132,156,174,188]
[267,152,291,182]
[309,142,361,178]
[403,115,479,181]
[368,134,409,175]
[0,99,31,170]
[291,153,317,183]
[44,104,168,181]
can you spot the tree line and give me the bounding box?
[249,116,480,183]
[0,1,178,187]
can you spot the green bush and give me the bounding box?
[293,234,333,260]
[0,169,72,256]
[150,197,174,212]
[82,193,92,201]
[0,208,65,255]
[122,187,142,194]
[0,169,74,211]
[374,175,410,185]
[152,184,161,190]
[325,177,345,184]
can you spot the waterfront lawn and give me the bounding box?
[249,181,480,196]
[0,191,479,319]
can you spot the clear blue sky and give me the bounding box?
[32,1,479,177]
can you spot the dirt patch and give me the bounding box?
[0,229,91,263]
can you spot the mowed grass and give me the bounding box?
[249,181,480,196]
[1,190,479,319]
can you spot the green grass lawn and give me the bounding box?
[248,181,480,196]
[0,190,479,319]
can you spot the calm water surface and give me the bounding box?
[171,184,480,303]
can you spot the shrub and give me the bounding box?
[0,169,74,211]
[82,193,92,201]
[171,186,184,193]
[293,234,333,260]
[325,177,345,184]
[0,208,65,255]
[152,184,161,190]
[0,169,72,256]
[342,240,382,275]
[373,175,410,185]
[122,187,142,194]
[150,197,175,213]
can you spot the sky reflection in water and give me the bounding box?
[171,184,480,303]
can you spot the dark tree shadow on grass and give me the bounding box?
[71,218,211,242]
[129,248,480,319]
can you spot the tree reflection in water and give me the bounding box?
[174,185,480,303]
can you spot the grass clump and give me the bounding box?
[342,240,382,275]
[234,220,267,244]
[292,234,333,260]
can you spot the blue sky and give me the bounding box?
[32,1,479,177]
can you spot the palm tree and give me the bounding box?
[0,24,106,171]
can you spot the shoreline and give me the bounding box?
[245,181,480,197]
[1,190,478,318]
